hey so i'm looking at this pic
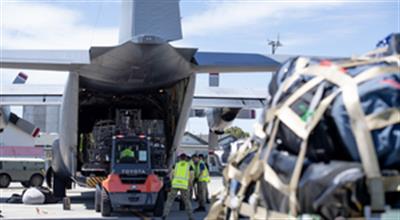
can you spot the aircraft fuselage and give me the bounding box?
[52,40,196,188]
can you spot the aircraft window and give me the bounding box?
[138,150,147,162]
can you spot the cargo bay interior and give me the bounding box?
[76,76,190,178]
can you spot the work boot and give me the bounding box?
[194,206,206,212]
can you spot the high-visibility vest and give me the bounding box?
[189,160,196,170]
[172,161,190,190]
[120,148,134,159]
[196,160,210,183]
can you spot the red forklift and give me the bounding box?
[94,134,168,217]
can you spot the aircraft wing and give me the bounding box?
[0,85,267,108]
[0,50,90,71]
[192,52,348,74]
[193,52,282,73]
[192,87,268,109]
[0,85,64,105]
[190,87,267,119]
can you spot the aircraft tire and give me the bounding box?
[53,174,66,198]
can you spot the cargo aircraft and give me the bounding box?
[0,1,283,197]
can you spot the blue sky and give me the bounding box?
[1,0,398,134]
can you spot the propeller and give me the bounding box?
[0,71,40,136]
[8,112,40,137]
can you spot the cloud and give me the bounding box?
[0,2,119,86]
[0,2,118,49]
[182,0,345,38]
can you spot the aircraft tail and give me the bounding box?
[119,0,182,43]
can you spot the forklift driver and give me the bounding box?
[119,146,135,162]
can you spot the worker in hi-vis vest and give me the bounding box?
[199,154,210,204]
[193,153,210,212]
[120,146,134,159]
[162,153,194,220]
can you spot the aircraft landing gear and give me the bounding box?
[53,173,67,198]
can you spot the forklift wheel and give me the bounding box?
[94,184,101,213]
[101,188,112,217]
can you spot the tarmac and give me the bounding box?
[0,176,224,219]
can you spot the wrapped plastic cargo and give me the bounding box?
[207,33,400,220]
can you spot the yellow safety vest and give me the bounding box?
[172,161,190,190]
[120,148,134,159]
[196,160,210,183]
[189,160,196,170]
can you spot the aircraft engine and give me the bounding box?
[206,107,240,150]
[206,107,241,135]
